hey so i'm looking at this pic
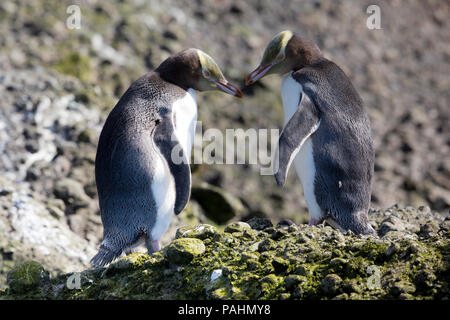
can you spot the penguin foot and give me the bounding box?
[124,248,136,255]
[146,239,161,254]
[151,240,161,252]
[277,218,296,227]
[308,218,323,226]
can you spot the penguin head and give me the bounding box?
[246,30,323,85]
[156,48,242,97]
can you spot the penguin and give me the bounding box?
[91,48,242,267]
[246,31,375,235]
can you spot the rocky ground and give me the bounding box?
[0,0,449,297]
[1,206,449,300]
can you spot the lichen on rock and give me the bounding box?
[164,238,207,265]
[1,206,448,300]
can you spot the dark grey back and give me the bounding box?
[294,59,374,234]
[95,72,189,246]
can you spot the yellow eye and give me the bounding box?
[202,69,211,78]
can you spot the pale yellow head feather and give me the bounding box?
[261,30,294,65]
[196,49,226,81]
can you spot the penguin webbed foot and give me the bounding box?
[146,239,161,254]
[308,217,324,226]
[124,247,136,256]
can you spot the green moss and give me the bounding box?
[165,238,206,265]
[224,222,251,233]
[53,52,92,82]
[1,216,448,300]
[6,261,49,294]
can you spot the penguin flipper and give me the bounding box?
[274,92,320,186]
[152,116,191,215]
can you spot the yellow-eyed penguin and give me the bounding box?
[246,31,375,235]
[91,48,242,267]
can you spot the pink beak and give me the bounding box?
[245,63,274,85]
[215,80,243,98]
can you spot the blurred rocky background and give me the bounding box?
[0,0,449,289]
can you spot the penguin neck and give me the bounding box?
[290,55,326,73]
[172,88,198,161]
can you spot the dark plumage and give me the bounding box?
[294,59,374,234]
[92,72,189,267]
[247,31,375,235]
[91,49,242,267]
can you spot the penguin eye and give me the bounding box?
[202,69,211,79]
[276,52,285,61]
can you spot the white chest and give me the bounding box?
[150,153,176,240]
[172,88,198,160]
[280,73,322,220]
[281,72,302,125]
[150,89,198,240]
[150,89,197,240]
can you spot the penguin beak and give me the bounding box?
[215,80,243,98]
[246,63,274,85]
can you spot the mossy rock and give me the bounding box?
[6,261,49,294]
[224,221,251,233]
[175,224,219,240]
[320,274,343,296]
[1,207,449,300]
[164,238,206,264]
